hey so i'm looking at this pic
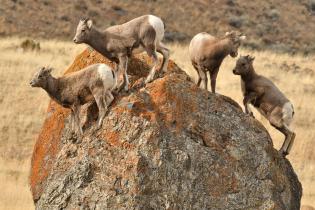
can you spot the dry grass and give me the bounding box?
[0,37,84,209]
[0,159,34,210]
[0,38,314,208]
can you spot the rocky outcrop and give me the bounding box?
[30,48,302,210]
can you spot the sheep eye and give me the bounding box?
[81,29,85,33]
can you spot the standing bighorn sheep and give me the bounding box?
[233,55,295,157]
[30,64,117,135]
[189,31,246,93]
[73,15,170,91]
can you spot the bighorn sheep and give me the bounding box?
[233,55,295,157]
[30,64,117,135]
[73,15,170,91]
[189,31,246,93]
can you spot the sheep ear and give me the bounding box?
[249,56,255,62]
[87,19,93,29]
[44,67,53,73]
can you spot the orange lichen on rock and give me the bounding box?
[144,75,198,134]
[29,48,179,200]
[30,48,302,210]
[103,131,120,147]
[29,100,69,200]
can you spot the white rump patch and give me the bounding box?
[193,32,211,43]
[189,32,212,59]
[148,15,164,42]
[190,32,213,47]
[282,102,294,126]
[97,64,115,89]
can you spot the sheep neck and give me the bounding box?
[241,65,257,82]
[220,38,233,56]
[43,76,62,103]
[86,28,110,55]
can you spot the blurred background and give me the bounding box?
[0,0,314,209]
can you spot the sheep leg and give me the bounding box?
[156,42,170,72]
[145,47,159,84]
[243,93,256,117]
[269,111,295,157]
[192,62,202,87]
[70,110,75,132]
[94,93,107,130]
[198,69,208,90]
[122,57,129,91]
[105,91,114,106]
[196,75,202,87]
[210,69,219,94]
[277,125,295,156]
[73,105,83,135]
[116,56,129,92]
[286,129,296,154]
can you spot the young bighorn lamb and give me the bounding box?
[233,55,295,157]
[30,64,117,135]
[73,15,170,91]
[189,31,246,93]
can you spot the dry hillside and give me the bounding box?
[1,0,315,53]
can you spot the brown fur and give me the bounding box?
[189,31,245,93]
[233,55,295,156]
[30,64,116,135]
[73,15,170,91]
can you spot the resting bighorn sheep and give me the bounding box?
[233,55,295,157]
[30,64,117,135]
[189,31,246,93]
[73,15,170,91]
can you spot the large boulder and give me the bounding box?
[30,48,302,210]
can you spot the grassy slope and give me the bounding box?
[0,38,314,209]
[0,38,85,210]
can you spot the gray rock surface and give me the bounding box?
[31,51,302,210]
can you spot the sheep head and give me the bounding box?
[73,18,93,44]
[30,67,53,88]
[232,55,255,75]
[225,31,246,58]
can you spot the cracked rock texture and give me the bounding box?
[30,48,302,210]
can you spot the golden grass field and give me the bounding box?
[0,37,314,209]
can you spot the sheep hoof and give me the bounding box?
[95,123,102,130]
[279,149,288,157]
[246,113,255,118]
[145,77,153,84]
[112,89,120,95]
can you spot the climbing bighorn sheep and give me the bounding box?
[30,64,117,135]
[189,31,246,93]
[233,55,295,157]
[73,15,170,91]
